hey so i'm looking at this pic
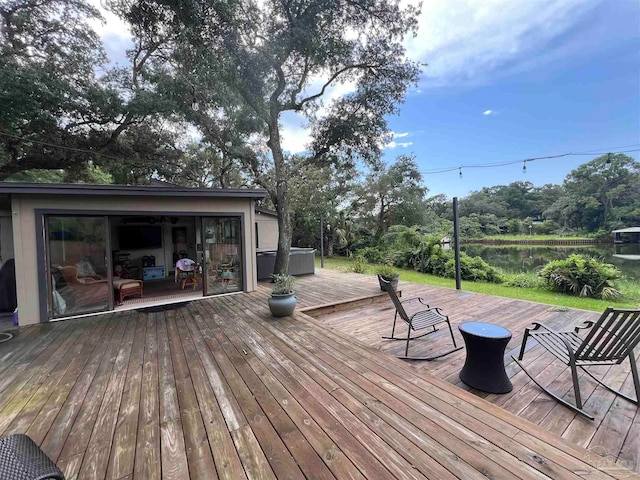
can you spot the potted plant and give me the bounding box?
[268,273,297,317]
[375,264,399,291]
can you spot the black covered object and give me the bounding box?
[0,433,65,480]
[0,259,16,313]
[459,322,513,394]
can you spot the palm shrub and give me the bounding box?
[539,254,622,299]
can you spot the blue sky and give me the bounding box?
[385,0,640,198]
[92,0,640,199]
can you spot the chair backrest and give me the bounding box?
[176,258,195,272]
[575,307,640,362]
[378,275,410,324]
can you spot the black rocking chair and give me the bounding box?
[379,275,462,360]
[513,307,640,420]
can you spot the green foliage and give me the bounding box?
[356,247,385,264]
[539,254,622,299]
[547,154,640,233]
[351,255,368,274]
[426,251,502,283]
[271,274,295,294]
[534,220,559,235]
[352,156,427,237]
[457,215,484,238]
[354,226,501,284]
[508,219,522,234]
[589,229,612,241]
[318,256,640,312]
[374,264,399,278]
[503,272,545,288]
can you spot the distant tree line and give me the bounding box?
[288,153,639,255]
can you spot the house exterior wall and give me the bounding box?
[10,194,258,325]
[256,213,279,249]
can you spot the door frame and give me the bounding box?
[35,209,247,322]
[39,214,114,321]
[200,215,246,296]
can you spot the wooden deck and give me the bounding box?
[302,270,640,476]
[0,269,635,479]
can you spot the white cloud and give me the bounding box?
[385,141,413,149]
[280,112,311,154]
[393,132,410,138]
[88,0,134,65]
[483,110,494,116]
[404,0,600,86]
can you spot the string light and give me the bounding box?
[459,167,462,178]
[419,146,640,176]
[522,159,527,173]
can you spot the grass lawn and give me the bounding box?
[316,256,640,312]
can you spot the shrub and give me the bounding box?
[447,254,503,283]
[503,272,544,288]
[351,254,368,274]
[534,219,559,235]
[539,254,622,299]
[356,246,384,264]
[589,229,612,241]
[375,264,399,278]
[271,274,295,294]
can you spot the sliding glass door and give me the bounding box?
[45,216,110,318]
[202,217,243,295]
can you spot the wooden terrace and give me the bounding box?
[0,269,636,479]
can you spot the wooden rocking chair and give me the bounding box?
[513,307,640,420]
[379,275,462,360]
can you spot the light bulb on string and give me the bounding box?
[459,167,462,178]
[522,160,527,174]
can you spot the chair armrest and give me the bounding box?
[574,321,595,333]
[400,297,429,308]
[77,277,106,284]
[525,322,558,334]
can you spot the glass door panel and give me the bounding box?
[202,217,242,295]
[46,216,110,318]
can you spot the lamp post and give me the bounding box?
[320,215,324,268]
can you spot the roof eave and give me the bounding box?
[0,182,267,199]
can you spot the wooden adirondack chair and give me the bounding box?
[379,275,462,360]
[513,307,640,420]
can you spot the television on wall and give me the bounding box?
[117,225,163,250]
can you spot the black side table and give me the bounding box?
[459,322,513,393]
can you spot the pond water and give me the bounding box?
[461,243,640,281]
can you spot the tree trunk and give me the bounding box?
[326,232,334,256]
[268,119,292,275]
[376,196,386,237]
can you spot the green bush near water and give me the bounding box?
[539,254,622,300]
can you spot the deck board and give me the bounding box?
[309,270,640,477]
[0,269,635,478]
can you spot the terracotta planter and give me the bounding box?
[268,292,297,317]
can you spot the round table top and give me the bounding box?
[459,321,511,339]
